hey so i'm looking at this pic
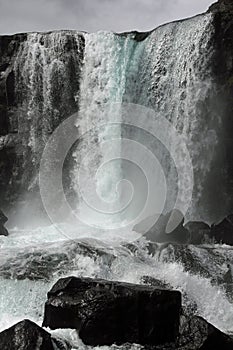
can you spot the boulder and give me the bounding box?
[210,214,233,245]
[0,319,54,350]
[43,276,181,347]
[177,315,233,350]
[184,222,211,245]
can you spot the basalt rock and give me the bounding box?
[43,276,182,347]
[210,214,233,245]
[177,315,233,350]
[0,209,8,236]
[133,210,190,245]
[0,209,7,224]
[184,222,211,245]
[0,32,85,211]
[0,319,54,350]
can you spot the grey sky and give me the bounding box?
[0,0,215,35]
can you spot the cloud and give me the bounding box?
[0,0,214,35]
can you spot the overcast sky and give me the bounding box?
[0,0,215,35]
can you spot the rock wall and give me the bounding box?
[0,32,85,215]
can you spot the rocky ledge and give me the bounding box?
[133,210,233,246]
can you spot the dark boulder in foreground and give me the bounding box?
[210,214,233,245]
[0,209,8,236]
[177,315,233,350]
[0,319,54,350]
[43,276,181,346]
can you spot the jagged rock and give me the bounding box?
[0,319,54,350]
[177,315,233,349]
[133,210,190,245]
[0,209,8,236]
[0,225,8,236]
[51,336,72,350]
[0,209,7,224]
[140,276,172,290]
[184,222,211,245]
[210,214,233,245]
[209,0,233,12]
[0,239,115,280]
[43,276,181,347]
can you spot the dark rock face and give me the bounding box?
[133,210,190,245]
[0,209,8,235]
[140,276,172,290]
[139,212,233,247]
[43,276,182,347]
[210,214,233,245]
[0,209,7,224]
[206,0,233,221]
[178,315,233,350]
[184,222,210,245]
[0,31,85,213]
[0,319,54,350]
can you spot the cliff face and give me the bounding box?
[207,0,233,219]
[0,34,27,206]
[0,0,233,226]
[0,32,85,213]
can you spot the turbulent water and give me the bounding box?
[1,229,233,349]
[1,9,233,350]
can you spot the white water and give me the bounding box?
[71,13,218,231]
[1,227,233,349]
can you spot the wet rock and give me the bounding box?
[140,276,172,290]
[177,315,233,349]
[0,209,8,236]
[133,210,190,245]
[0,239,115,280]
[184,222,211,245]
[0,209,7,224]
[0,319,54,350]
[0,225,8,236]
[209,0,233,13]
[210,214,233,245]
[43,276,181,347]
[0,32,85,210]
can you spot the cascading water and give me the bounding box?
[4,30,84,226]
[14,31,83,165]
[122,13,218,222]
[72,32,132,228]
[1,6,233,349]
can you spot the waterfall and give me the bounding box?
[13,31,84,186]
[71,13,216,229]
[122,13,216,221]
[72,32,136,228]
[0,11,228,226]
